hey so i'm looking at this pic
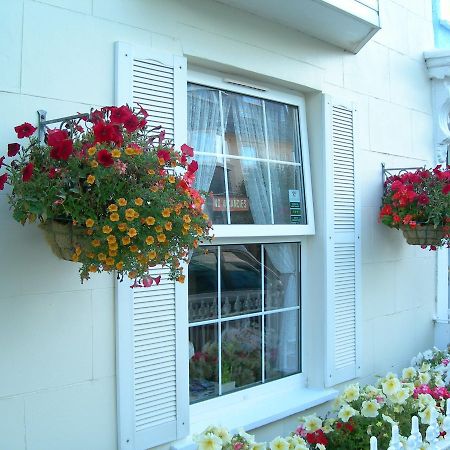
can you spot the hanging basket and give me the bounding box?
[39,220,89,261]
[400,224,446,246]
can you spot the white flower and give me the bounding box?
[343,384,360,402]
[418,372,431,385]
[389,388,410,405]
[196,433,223,450]
[364,385,382,397]
[423,350,433,361]
[332,396,346,410]
[237,430,255,444]
[213,427,231,444]
[338,405,358,422]
[420,363,431,373]
[303,414,322,432]
[270,437,289,450]
[250,443,266,450]
[382,377,401,396]
[419,406,438,425]
[402,367,417,380]
[385,372,398,380]
[361,400,380,418]
[316,445,326,450]
[417,394,436,410]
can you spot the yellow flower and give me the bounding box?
[91,160,99,168]
[87,146,97,156]
[158,157,165,165]
[183,223,190,231]
[88,264,98,272]
[128,271,137,279]
[202,213,209,220]
[125,208,136,221]
[155,225,163,233]
[122,236,131,245]
[135,197,144,206]
[108,204,118,212]
[87,174,95,185]
[97,253,106,261]
[118,198,127,207]
[85,228,93,236]
[165,221,172,231]
[168,175,176,183]
[177,275,185,283]
[183,214,191,223]
[108,249,117,257]
[150,185,159,193]
[109,243,118,251]
[148,250,157,260]
[85,218,95,228]
[118,222,127,232]
[91,239,101,247]
[116,261,124,270]
[146,216,155,226]
[127,228,137,238]
[71,253,79,262]
[74,245,82,256]
[147,169,155,175]
[102,225,112,234]
[130,245,138,252]
[145,236,155,245]
[162,208,171,218]
[125,147,136,156]
[111,148,121,158]
[157,233,166,243]
[105,257,115,266]
[109,212,119,222]
[107,234,116,243]
[87,252,95,259]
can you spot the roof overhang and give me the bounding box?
[214,0,380,54]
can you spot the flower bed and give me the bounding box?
[195,347,450,450]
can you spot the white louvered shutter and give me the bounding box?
[324,98,361,387]
[115,42,189,449]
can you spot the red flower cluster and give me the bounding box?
[379,165,450,246]
[305,429,328,445]
[48,129,73,160]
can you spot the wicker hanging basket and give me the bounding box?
[400,224,446,246]
[39,220,89,261]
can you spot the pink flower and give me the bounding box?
[442,359,449,366]
[295,424,307,438]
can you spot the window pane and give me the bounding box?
[223,93,267,159]
[189,247,218,322]
[270,163,306,225]
[221,244,262,318]
[265,100,301,163]
[226,157,271,224]
[189,324,219,403]
[264,243,300,311]
[265,311,300,382]
[193,155,227,225]
[222,317,262,391]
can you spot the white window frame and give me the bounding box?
[186,67,319,434]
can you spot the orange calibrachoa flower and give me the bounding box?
[5,105,212,284]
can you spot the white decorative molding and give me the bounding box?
[425,49,450,165]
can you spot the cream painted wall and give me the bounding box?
[0,0,436,449]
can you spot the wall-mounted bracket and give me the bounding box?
[381,163,423,192]
[37,109,90,143]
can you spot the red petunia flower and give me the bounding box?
[443,184,450,195]
[93,121,123,145]
[97,149,114,167]
[0,173,7,190]
[49,139,73,160]
[0,156,4,168]
[123,114,141,133]
[47,129,69,146]
[181,144,194,157]
[110,105,133,125]
[136,103,149,118]
[187,160,198,173]
[48,168,58,179]
[22,163,34,182]
[7,143,20,157]
[14,122,37,139]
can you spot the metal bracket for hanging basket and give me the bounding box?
[37,109,91,143]
[381,163,424,193]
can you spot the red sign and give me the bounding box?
[212,196,249,212]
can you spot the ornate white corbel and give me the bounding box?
[425,49,450,165]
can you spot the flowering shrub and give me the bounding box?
[379,166,450,248]
[1,105,212,283]
[196,346,450,450]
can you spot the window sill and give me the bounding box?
[171,387,338,450]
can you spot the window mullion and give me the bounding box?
[217,246,222,396]
[218,90,231,225]
[261,244,265,384]
[262,100,275,224]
